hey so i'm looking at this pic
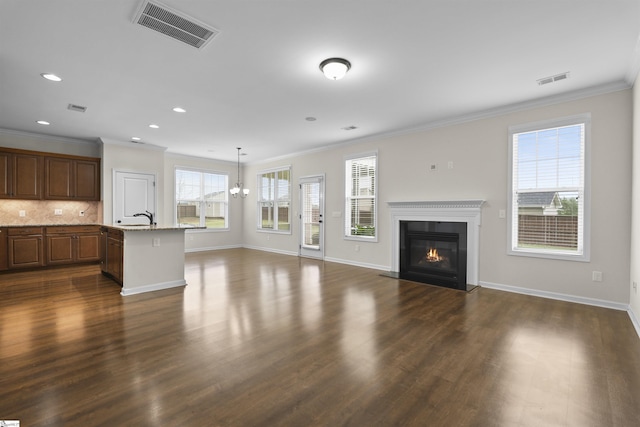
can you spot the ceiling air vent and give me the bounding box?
[537,72,570,86]
[67,103,87,113]
[342,125,358,131]
[133,1,219,49]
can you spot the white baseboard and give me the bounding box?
[479,280,629,311]
[185,244,242,253]
[242,245,299,257]
[120,279,187,296]
[629,307,640,339]
[324,256,389,271]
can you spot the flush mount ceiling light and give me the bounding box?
[41,73,62,82]
[319,58,351,80]
[149,124,159,129]
[172,107,186,113]
[36,120,50,125]
[230,147,249,199]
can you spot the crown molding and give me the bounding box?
[0,127,97,146]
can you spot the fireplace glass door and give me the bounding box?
[399,221,467,290]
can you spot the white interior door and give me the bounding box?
[113,170,156,225]
[299,175,324,259]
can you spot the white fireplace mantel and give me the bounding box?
[388,200,484,285]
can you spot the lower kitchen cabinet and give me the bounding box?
[8,227,45,269]
[102,227,123,284]
[45,225,100,265]
[0,228,7,271]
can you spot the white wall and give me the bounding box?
[243,90,633,305]
[630,79,640,325]
[100,139,166,225]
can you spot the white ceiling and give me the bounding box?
[1,0,639,163]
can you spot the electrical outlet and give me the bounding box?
[592,271,603,282]
[54,209,63,216]
[355,244,360,252]
[152,238,160,247]
[19,210,25,217]
[448,161,454,169]
[499,209,506,219]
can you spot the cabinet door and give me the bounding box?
[9,236,44,268]
[77,233,100,262]
[74,159,100,200]
[0,152,11,198]
[45,157,73,199]
[46,234,74,264]
[13,154,42,199]
[0,228,7,271]
[106,237,123,283]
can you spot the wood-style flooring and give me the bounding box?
[1,248,640,426]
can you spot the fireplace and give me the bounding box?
[399,221,467,290]
[388,200,484,290]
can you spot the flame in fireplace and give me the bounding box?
[426,248,443,262]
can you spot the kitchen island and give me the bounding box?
[101,224,196,296]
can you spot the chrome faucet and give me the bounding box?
[133,210,154,225]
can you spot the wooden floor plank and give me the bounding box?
[1,248,639,426]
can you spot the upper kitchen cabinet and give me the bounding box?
[0,150,42,199]
[44,156,100,201]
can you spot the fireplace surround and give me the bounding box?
[388,200,484,289]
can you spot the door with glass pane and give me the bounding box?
[299,175,324,259]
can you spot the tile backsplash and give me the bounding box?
[0,200,102,225]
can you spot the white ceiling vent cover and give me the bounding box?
[133,1,219,49]
[537,72,570,86]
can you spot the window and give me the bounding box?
[508,114,590,261]
[257,166,291,232]
[345,152,377,240]
[175,168,228,229]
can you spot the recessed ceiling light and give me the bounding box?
[149,124,159,129]
[41,73,62,82]
[172,107,186,113]
[131,137,141,141]
[36,120,50,125]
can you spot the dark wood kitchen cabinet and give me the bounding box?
[45,225,100,265]
[0,150,42,199]
[102,228,123,285]
[0,228,7,271]
[44,156,100,201]
[8,227,45,269]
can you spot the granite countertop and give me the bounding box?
[107,224,205,231]
[0,223,203,231]
[0,223,102,228]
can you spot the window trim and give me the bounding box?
[507,114,591,262]
[256,165,292,234]
[344,151,378,242]
[174,166,229,231]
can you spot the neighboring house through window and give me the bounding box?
[345,152,377,240]
[257,166,291,232]
[508,114,590,261]
[175,168,228,229]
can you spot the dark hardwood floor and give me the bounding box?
[1,248,639,426]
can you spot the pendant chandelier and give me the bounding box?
[230,147,249,198]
